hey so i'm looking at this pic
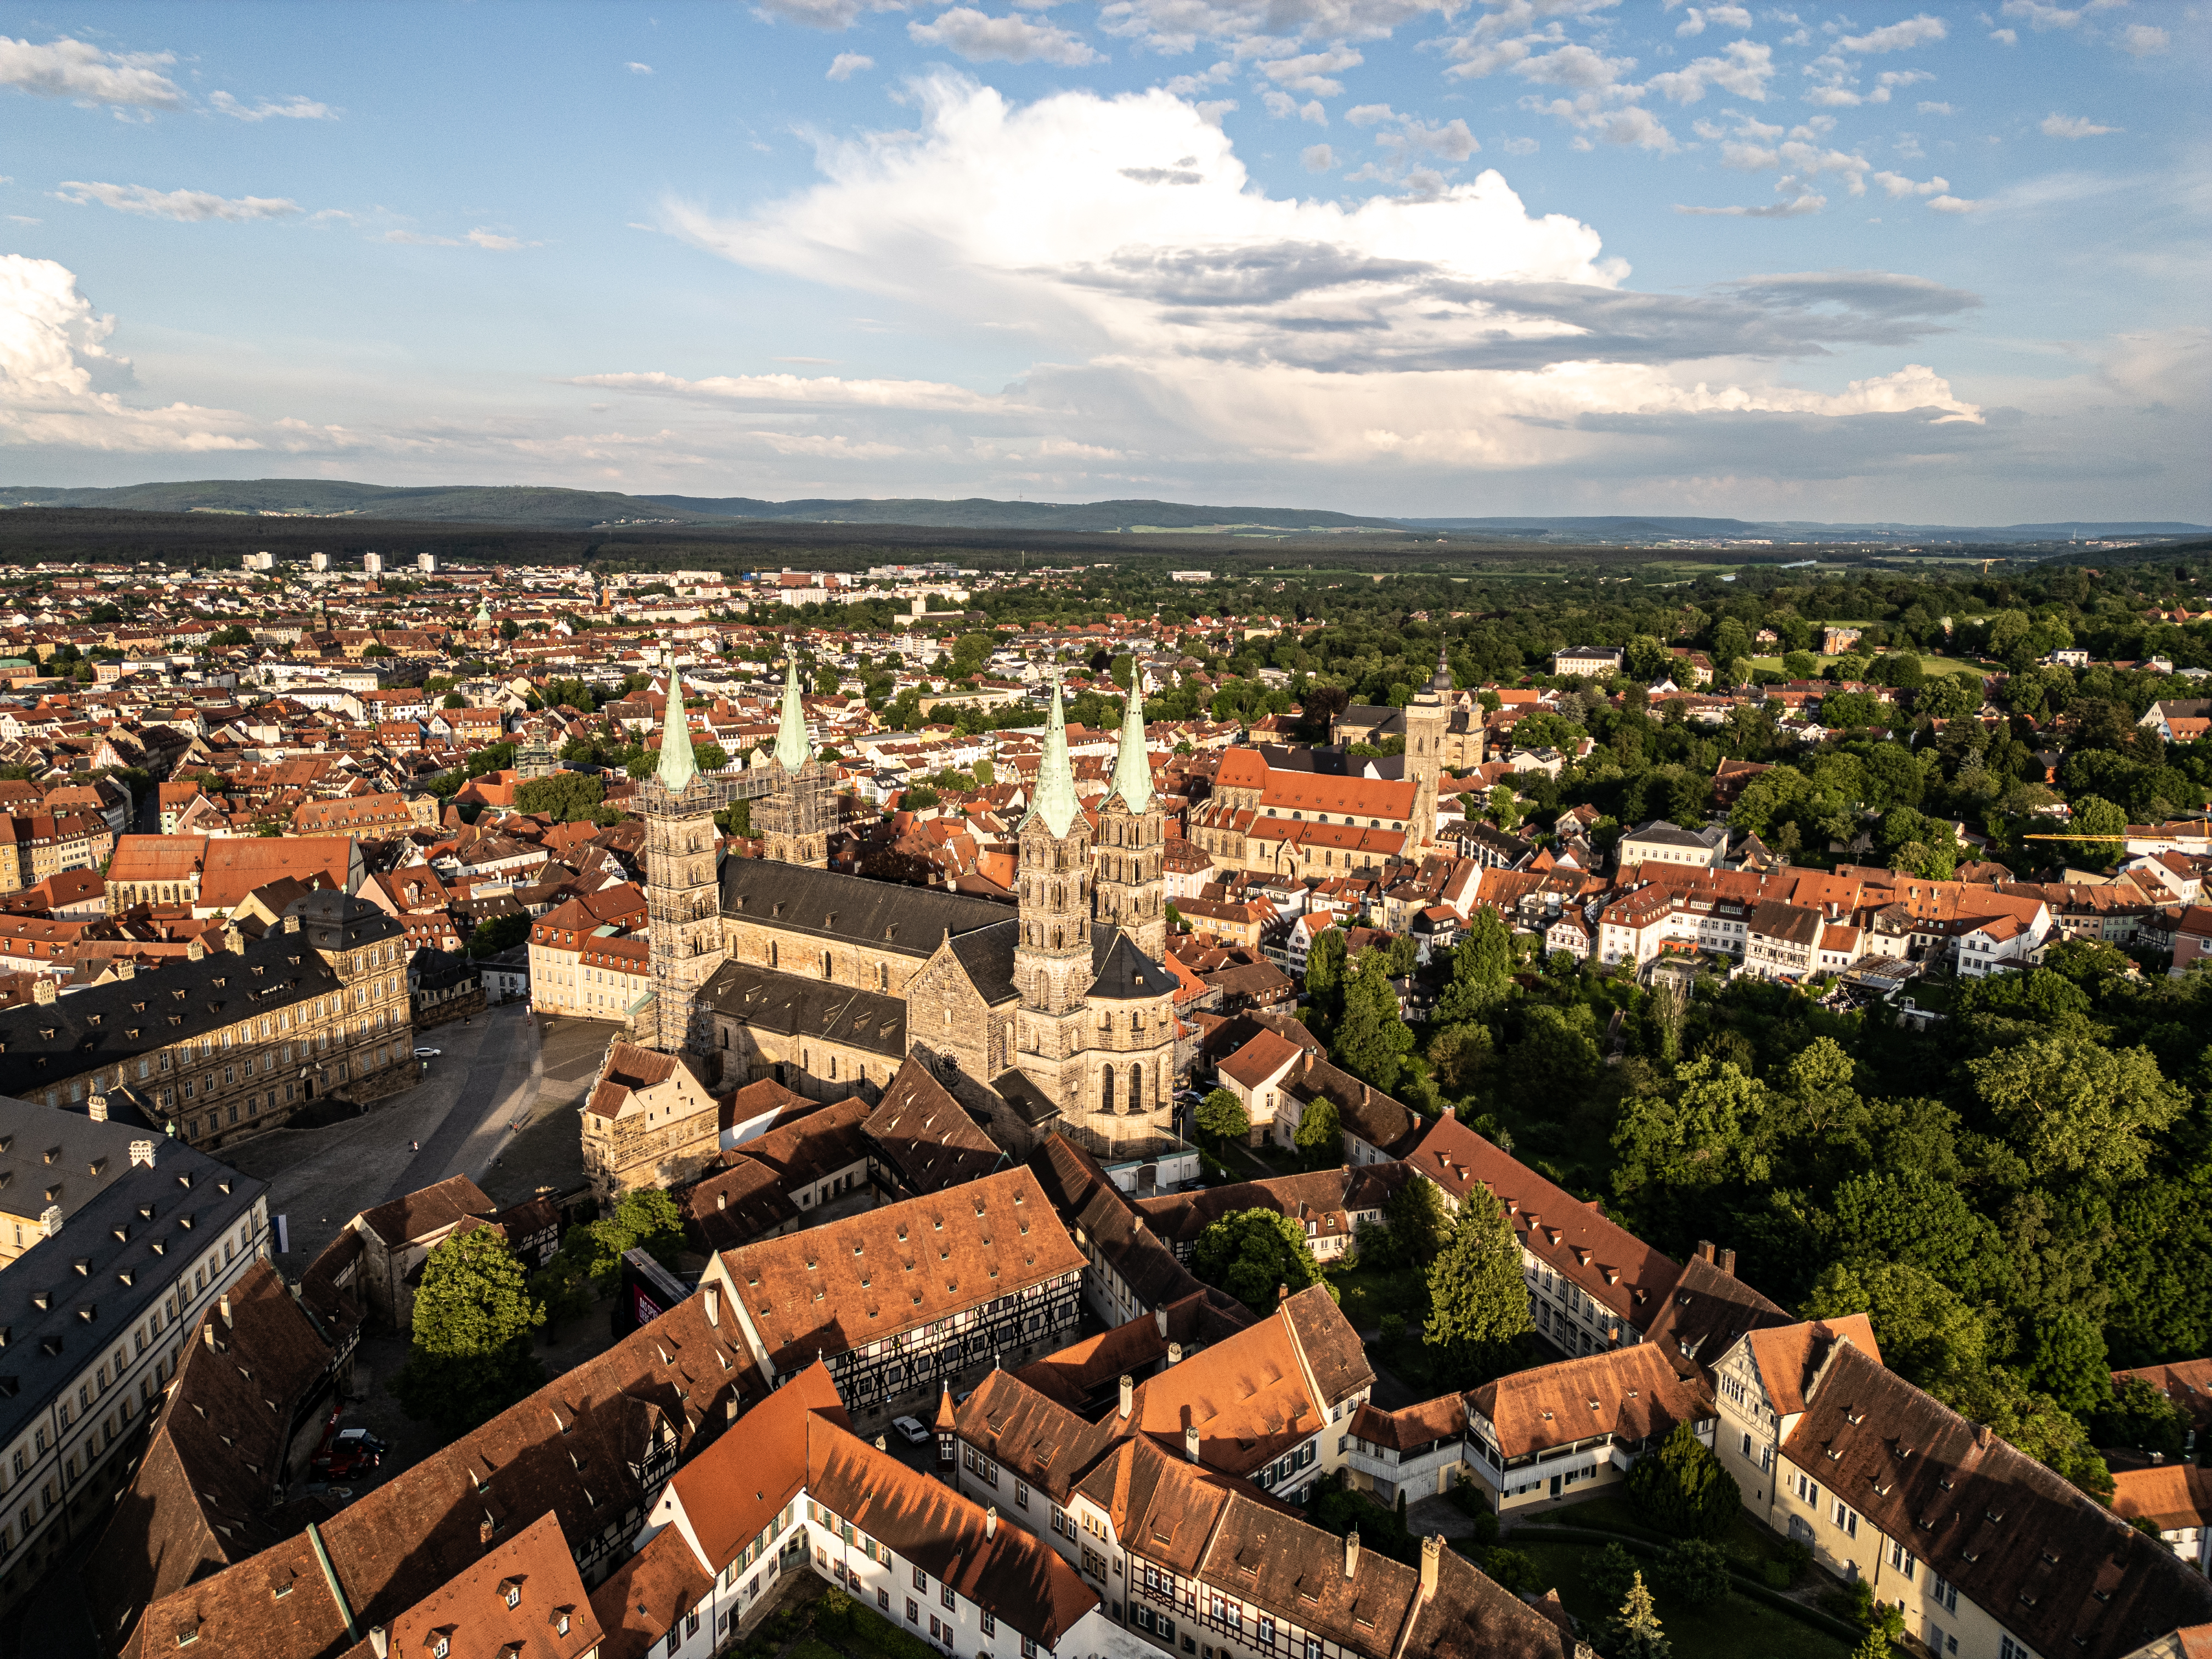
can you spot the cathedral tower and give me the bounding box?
[640,664,725,1054]
[1094,673,1167,962]
[757,657,831,867]
[1011,676,1095,1113]
[1403,644,1452,854]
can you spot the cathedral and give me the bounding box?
[634,657,1180,1163]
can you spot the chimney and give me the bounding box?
[1184,1423,1200,1463]
[285,915,301,934]
[986,1506,998,1542]
[1717,1248,1736,1278]
[368,1630,389,1659]
[1344,1531,1359,1579]
[704,1285,720,1327]
[1154,1307,1169,1339]
[1167,1342,1183,1367]
[32,978,54,1006]
[1974,1423,1991,1449]
[1120,1374,1135,1419]
[219,1294,233,1328]
[717,1192,727,1211]
[725,1395,742,1424]
[1696,1240,1714,1263]
[88,1094,108,1123]
[876,1434,888,1450]
[1277,1283,1288,1304]
[203,1322,216,1351]
[114,960,135,982]
[187,938,205,963]
[1419,1536,1440,1601]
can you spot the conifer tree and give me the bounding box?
[1422,1195,1533,1379]
[1610,1572,1671,1659]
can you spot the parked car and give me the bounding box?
[313,1426,388,1479]
[890,1415,931,1446]
[413,1046,442,1058]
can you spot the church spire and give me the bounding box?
[1428,641,1453,695]
[1108,670,1153,813]
[1025,672,1079,838]
[654,660,698,792]
[774,654,812,773]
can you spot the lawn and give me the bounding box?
[1544,1492,1790,1575]
[1747,652,1991,679]
[1324,1263,1423,1334]
[1506,1540,1854,1659]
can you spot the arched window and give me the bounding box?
[821,950,833,979]
[1101,1065,1115,1113]
[769,941,778,969]
[1128,1067,1144,1113]
[1130,1011,1142,1034]
[878,962,889,991]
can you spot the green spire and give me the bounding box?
[774,656,812,773]
[653,661,698,792]
[1025,673,1080,839]
[1108,669,1153,812]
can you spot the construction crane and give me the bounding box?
[1978,557,2005,574]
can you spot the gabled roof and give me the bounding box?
[665,1362,847,1572]
[349,1510,601,1659]
[953,1367,1130,1504]
[1643,1251,1791,1380]
[695,961,907,1063]
[720,857,1009,961]
[1012,1294,1249,1411]
[1087,927,1177,1002]
[1786,1341,2212,1659]
[1468,1342,1709,1458]
[1741,1314,1881,1416]
[864,1056,1008,1193]
[715,1166,1084,1372]
[589,1521,712,1659]
[352,1173,495,1248]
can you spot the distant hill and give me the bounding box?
[0,479,1401,534]
[1396,515,2210,543]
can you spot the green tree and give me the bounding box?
[1423,1197,1533,1378]
[1197,1087,1251,1148]
[1967,1035,2185,1186]
[1802,1259,1989,1403]
[1334,953,1414,1094]
[1654,1538,1730,1607]
[1294,1097,1341,1168]
[1385,1175,1451,1265]
[1426,1022,1495,1096]
[2023,1310,2110,1417]
[2094,1376,2189,1460]
[1626,1421,1740,1542]
[1609,1572,1672,1659]
[392,1227,546,1436]
[1436,909,1512,1023]
[1192,1210,1326,1309]
[514,771,606,822]
[467,912,531,958]
[1304,926,1347,1017]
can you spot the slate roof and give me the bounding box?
[1643,1250,1792,1380]
[0,1120,264,1446]
[695,961,906,1061]
[1087,928,1177,1003]
[0,926,345,1097]
[0,1090,162,1228]
[719,857,1010,961]
[949,917,1020,1004]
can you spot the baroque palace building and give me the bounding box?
[591,656,1180,1187]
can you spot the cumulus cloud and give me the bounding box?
[1926,194,1983,213]
[0,35,182,108]
[54,181,302,222]
[909,9,1102,65]
[1252,45,1363,97]
[754,0,909,30]
[1917,99,1953,115]
[644,74,1985,495]
[1675,6,1752,36]
[2117,24,2168,54]
[2000,0,2125,30]
[1302,143,1336,171]
[1647,40,1774,104]
[1675,193,1825,216]
[2040,112,2116,138]
[626,61,654,74]
[827,52,876,77]
[1096,0,1460,55]
[1837,14,1946,52]
[209,91,335,120]
[0,255,260,450]
[1872,170,1948,198]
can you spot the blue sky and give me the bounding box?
[0,1,2202,521]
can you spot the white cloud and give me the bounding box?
[1647,40,1774,104]
[571,370,1012,411]
[1917,99,1953,114]
[754,0,909,30]
[209,91,335,120]
[54,181,302,222]
[626,61,654,74]
[1515,43,1634,89]
[1999,0,2125,30]
[909,9,1102,65]
[385,227,541,249]
[2117,23,2168,54]
[1500,136,1538,155]
[1869,69,1931,101]
[0,35,182,108]
[2040,112,2115,138]
[1346,101,1396,126]
[1837,14,1946,52]
[0,255,260,450]
[828,52,876,77]
[1675,5,1752,35]
[1252,45,1363,98]
[1096,0,1464,55]
[1871,170,1948,197]
[1675,192,1825,215]
[1926,194,1983,212]
[1302,142,1336,171]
